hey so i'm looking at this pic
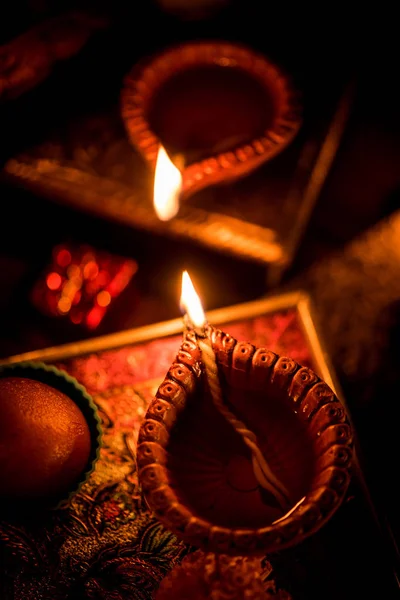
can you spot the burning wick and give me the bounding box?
[180,271,290,511]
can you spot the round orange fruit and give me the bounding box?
[0,376,91,500]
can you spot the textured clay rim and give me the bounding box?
[0,361,102,509]
[121,41,302,199]
[136,328,353,556]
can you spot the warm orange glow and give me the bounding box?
[57,296,72,314]
[153,145,182,221]
[180,271,206,329]
[83,260,99,281]
[97,290,111,307]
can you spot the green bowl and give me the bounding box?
[0,361,102,510]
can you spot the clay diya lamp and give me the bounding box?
[121,41,302,199]
[136,327,353,556]
[0,361,102,512]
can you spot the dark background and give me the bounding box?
[1,1,400,595]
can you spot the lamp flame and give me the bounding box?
[153,145,182,221]
[180,271,206,329]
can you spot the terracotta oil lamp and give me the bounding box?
[136,275,353,557]
[121,41,302,200]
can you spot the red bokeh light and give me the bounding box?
[55,248,72,268]
[86,306,105,330]
[46,272,62,291]
[31,244,138,330]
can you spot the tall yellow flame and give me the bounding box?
[153,146,182,221]
[180,271,206,329]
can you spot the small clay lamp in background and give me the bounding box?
[137,273,353,563]
[0,362,102,511]
[121,41,301,201]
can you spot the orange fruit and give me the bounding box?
[0,377,91,500]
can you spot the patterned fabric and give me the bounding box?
[0,309,304,599]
